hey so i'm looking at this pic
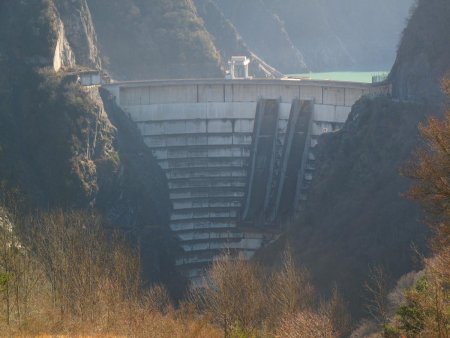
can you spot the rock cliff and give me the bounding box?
[287,98,429,316]
[261,0,450,318]
[0,0,178,289]
[54,0,102,69]
[389,0,450,102]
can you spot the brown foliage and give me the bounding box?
[405,78,450,250]
[191,249,351,337]
[190,253,266,337]
[387,78,450,338]
[1,207,352,337]
[26,210,141,324]
[276,311,334,338]
[364,265,390,325]
[320,288,353,337]
[0,208,221,337]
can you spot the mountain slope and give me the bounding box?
[261,0,450,318]
[0,0,178,288]
[87,0,222,80]
[288,98,429,316]
[212,0,413,72]
[389,0,450,101]
[213,0,308,74]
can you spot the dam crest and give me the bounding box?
[103,78,390,280]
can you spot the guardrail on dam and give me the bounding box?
[103,78,390,280]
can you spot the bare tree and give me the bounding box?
[276,310,335,338]
[320,287,352,337]
[25,210,142,325]
[267,247,314,331]
[190,252,266,337]
[0,206,47,331]
[364,265,390,326]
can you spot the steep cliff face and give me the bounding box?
[53,17,77,71]
[42,0,414,79]
[389,0,450,102]
[193,0,277,78]
[287,98,429,317]
[289,0,413,72]
[0,0,178,287]
[0,0,62,69]
[213,0,308,74]
[0,0,100,73]
[211,0,413,73]
[54,0,102,69]
[264,0,450,318]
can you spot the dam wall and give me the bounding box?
[103,79,390,279]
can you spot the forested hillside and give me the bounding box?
[390,0,450,101]
[70,0,414,79]
[0,0,177,288]
[87,0,223,80]
[1,0,448,335]
[285,98,429,317]
[263,0,450,320]
[213,0,413,73]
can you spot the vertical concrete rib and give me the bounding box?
[293,102,315,208]
[242,99,280,224]
[102,79,380,280]
[262,98,281,211]
[269,99,301,220]
[274,100,313,218]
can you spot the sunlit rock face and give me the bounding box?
[54,0,102,69]
[211,0,414,72]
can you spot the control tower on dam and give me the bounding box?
[103,78,390,280]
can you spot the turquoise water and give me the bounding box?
[285,71,389,83]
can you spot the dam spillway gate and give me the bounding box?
[103,79,390,280]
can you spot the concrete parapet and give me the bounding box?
[103,78,390,279]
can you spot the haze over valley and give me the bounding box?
[0,0,449,337]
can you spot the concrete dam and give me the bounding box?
[103,78,390,280]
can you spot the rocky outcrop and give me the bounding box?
[284,97,429,317]
[53,17,76,72]
[213,0,308,74]
[54,0,102,69]
[0,0,179,289]
[47,0,415,79]
[193,0,278,77]
[389,0,450,102]
[262,0,450,318]
[210,0,413,73]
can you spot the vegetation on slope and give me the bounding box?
[259,0,450,321]
[0,0,177,291]
[0,0,58,65]
[87,0,222,80]
[0,208,350,338]
[213,0,413,72]
[0,208,219,337]
[390,0,450,101]
[388,81,450,337]
[354,80,450,338]
[212,0,308,74]
[284,97,430,318]
[269,0,413,72]
[54,0,102,68]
